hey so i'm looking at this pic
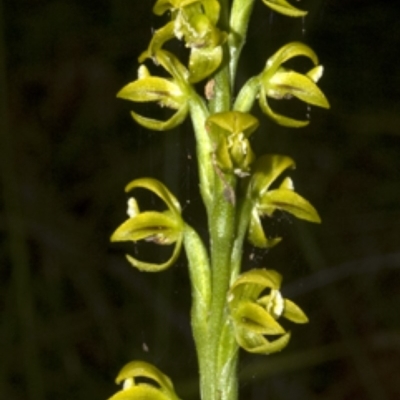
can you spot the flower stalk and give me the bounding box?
[108,2,329,400]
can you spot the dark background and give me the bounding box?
[1,1,399,399]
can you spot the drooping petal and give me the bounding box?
[130,103,189,131]
[125,178,182,215]
[268,69,330,108]
[261,0,307,17]
[125,236,183,272]
[258,86,310,127]
[258,188,321,223]
[235,327,291,354]
[264,42,319,76]
[235,301,285,335]
[248,208,282,248]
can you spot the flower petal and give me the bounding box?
[229,269,283,307]
[110,361,180,400]
[117,76,185,109]
[125,178,182,215]
[125,236,183,272]
[265,42,319,75]
[108,385,171,400]
[248,208,282,248]
[130,103,189,131]
[283,299,309,324]
[258,87,309,127]
[111,211,180,243]
[258,188,321,223]
[116,361,176,394]
[261,0,307,17]
[235,301,285,335]
[235,326,291,354]
[269,70,330,109]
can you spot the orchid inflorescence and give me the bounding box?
[109,1,329,400]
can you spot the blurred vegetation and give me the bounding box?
[1,0,399,400]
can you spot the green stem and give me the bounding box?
[188,93,213,207]
[229,0,257,84]
[233,76,260,113]
[208,172,238,400]
[229,197,253,284]
[209,48,232,114]
[183,225,213,400]
[186,3,261,400]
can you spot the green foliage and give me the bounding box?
[109,1,329,400]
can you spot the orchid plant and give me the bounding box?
[108,1,329,400]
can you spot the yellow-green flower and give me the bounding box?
[247,154,320,248]
[117,57,190,131]
[259,42,330,127]
[111,178,184,271]
[148,0,226,82]
[228,269,308,355]
[207,111,258,177]
[108,361,181,400]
